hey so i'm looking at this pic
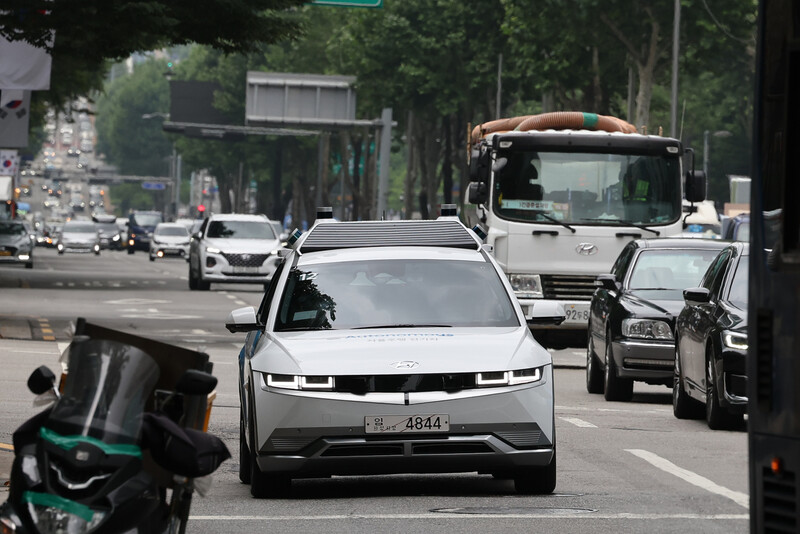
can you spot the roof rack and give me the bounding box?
[297,219,481,253]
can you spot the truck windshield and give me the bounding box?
[493,150,681,226]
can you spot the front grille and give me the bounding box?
[268,437,316,452]
[0,247,18,255]
[541,274,596,301]
[762,467,797,532]
[412,442,493,455]
[624,358,673,369]
[222,253,269,267]
[335,374,477,394]
[322,444,404,457]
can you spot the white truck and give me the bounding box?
[466,112,706,348]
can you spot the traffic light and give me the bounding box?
[197,204,206,213]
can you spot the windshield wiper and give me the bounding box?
[352,324,453,329]
[580,218,660,236]
[536,213,576,233]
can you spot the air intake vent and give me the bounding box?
[756,308,774,408]
[762,467,797,533]
[541,274,596,300]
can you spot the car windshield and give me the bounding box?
[627,248,723,291]
[0,222,26,235]
[64,223,96,233]
[131,214,162,227]
[493,150,682,225]
[727,254,749,308]
[207,220,276,239]
[96,223,118,233]
[156,226,189,237]
[275,259,519,331]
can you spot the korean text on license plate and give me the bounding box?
[365,414,449,434]
[564,303,590,323]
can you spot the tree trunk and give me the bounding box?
[442,115,453,205]
[352,135,362,220]
[404,110,417,219]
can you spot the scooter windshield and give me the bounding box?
[46,338,160,445]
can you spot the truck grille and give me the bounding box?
[761,466,797,532]
[541,274,596,301]
[222,253,269,267]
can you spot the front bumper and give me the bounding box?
[0,251,31,264]
[57,242,98,253]
[151,244,189,258]
[721,347,747,412]
[612,339,674,381]
[250,366,555,477]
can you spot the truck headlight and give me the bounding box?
[622,318,673,340]
[508,274,543,298]
[723,332,748,350]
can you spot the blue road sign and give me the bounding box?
[142,182,166,190]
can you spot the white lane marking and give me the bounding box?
[57,342,71,353]
[232,343,243,349]
[234,300,247,306]
[179,276,188,281]
[626,449,749,509]
[557,405,670,415]
[211,361,235,365]
[225,294,237,299]
[189,513,747,521]
[559,417,597,428]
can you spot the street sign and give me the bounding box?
[142,182,166,190]
[311,0,382,7]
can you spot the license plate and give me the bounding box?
[564,303,590,323]
[0,250,11,256]
[232,266,259,273]
[365,414,449,434]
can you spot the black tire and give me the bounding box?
[514,448,556,494]
[58,250,64,255]
[249,407,291,499]
[197,274,211,291]
[149,255,155,262]
[673,345,703,419]
[127,248,134,255]
[706,347,742,430]
[25,262,33,269]
[586,327,604,394]
[188,264,199,290]
[603,332,633,401]
[239,409,251,484]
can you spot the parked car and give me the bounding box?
[188,213,281,290]
[149,222,191,261]
[226,216,563,498]
[56,220,100,255]
[673,242,749,429]
[126,211,164,254]
[722,213,749,241]
[0,220,34,268]
[587,238,729,401]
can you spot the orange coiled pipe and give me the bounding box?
[471,112,638,142]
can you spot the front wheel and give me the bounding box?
[586,327,604,394]
[706,347,742,430]
[127,248,134,255]
[673,345,703,419]
[514,448,556,494]
[604,333,633,401]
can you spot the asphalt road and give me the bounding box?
[0,248,749,533]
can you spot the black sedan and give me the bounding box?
[587,238,729,401]
[673,242,748,429]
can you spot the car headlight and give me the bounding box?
[723,332,748,350]
[622,318,673,340]
[206,246,221,254]
[265,373,335,391]
[476,367,543,387]
[507,274,543,298]
[112,235,120,241]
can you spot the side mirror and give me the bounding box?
[176,369,217,396]
[685,170,707,203]
[469,146,490,182]
[683,287,711,306]
[225,306,262,333]
[28,365,56,395]
[526,302,566,326]
[466,182,488,205]
[595,274,620,292]
[192,231,202,240]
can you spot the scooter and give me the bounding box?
[0,324,230,534]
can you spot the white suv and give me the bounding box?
[188,214,282,291]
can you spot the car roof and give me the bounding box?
[295,219,482,254]
[634,237,730,250]
[208,213,269,222]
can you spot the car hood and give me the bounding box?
[251,326,551,375]
[204,237,280,253]
[622,290,686,318]
[0,235,28,246]
[154,235,189,244]
[60,232,97,241]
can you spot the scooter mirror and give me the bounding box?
[27,365,56,395]
[176,369,218,396]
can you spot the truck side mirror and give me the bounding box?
[466,182,488,205]
[685,170,707,203]
[469,146,490,182]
